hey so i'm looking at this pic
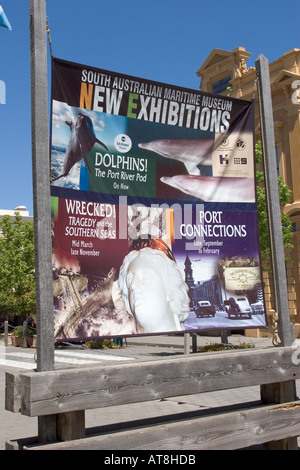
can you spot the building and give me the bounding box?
[0,206,33,236]
[196,47,300,338]
[0,205,32,220]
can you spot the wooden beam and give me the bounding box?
[6,346,300,417]
[261,379,298,449]
[22,401,300,450]
[256,54,298,449]
[255,54,293,347]
[5,371,22,413]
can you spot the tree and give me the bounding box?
[255,140,294,265]
[0,212,36,317]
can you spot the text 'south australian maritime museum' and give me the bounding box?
[50,57,267,342]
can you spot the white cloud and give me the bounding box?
[52,102,106,136]
[52,101,74,128]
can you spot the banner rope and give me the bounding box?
[46,17,53,57]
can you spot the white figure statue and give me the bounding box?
[118,247,190,333]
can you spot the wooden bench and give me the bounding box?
[5,345,300,450]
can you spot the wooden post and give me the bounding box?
[30,0,54,372]
[255,54,293,347]
[29,0,86,443]
[256,54,298,450]
[30,0,57,443]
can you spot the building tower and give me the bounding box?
[184,254,195,289]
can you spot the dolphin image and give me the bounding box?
[138,138,214,175]
[52,113,108,182]
[161,175,255,203]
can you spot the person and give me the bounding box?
[25,314,36,328]
[118,240,190,333]
[113,337,123,347]
[228,297,240,314]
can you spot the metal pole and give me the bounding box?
[191,333,197,353]
[30,0,54,371]
[4,320,8,346]
[255,54,293,347]
[23,321,28,349]
[184,333,190,354]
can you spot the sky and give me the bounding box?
[0,0,299,216]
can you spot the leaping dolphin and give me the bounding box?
[52,113,108,182]
[138,138,214,175]
[161,175,255,203]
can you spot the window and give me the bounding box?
[212,76,231,94]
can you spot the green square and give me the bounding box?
[87,149,156,197]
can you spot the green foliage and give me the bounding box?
[84,339,120,349]
[255,141,294,264]
[198,342,255,353]
[11,326,24,337]
[11,325,35,337]
[0,213,36,317]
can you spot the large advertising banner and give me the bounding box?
[50,57,267,342]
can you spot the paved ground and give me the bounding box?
[1,333,299,450]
